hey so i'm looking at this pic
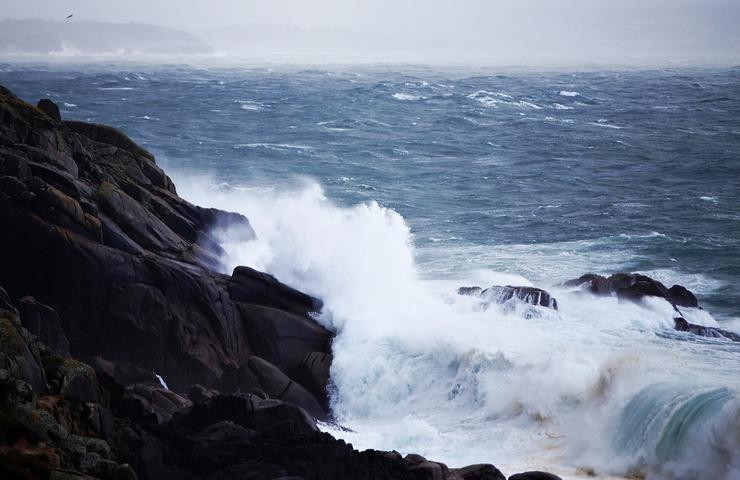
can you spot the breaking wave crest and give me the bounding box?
[175,175,740,479]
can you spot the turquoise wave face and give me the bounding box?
[616,383,735,470]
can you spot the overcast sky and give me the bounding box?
[3,0,740,65]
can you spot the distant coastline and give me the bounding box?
[0,19,212,56]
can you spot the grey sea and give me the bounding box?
[4,64,739,479]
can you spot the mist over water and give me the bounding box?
[3,64,739,479]
[3,0,740,66]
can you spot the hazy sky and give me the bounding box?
[3,0,740,65]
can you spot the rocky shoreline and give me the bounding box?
[2,85,733,480]
[0,87,570,479]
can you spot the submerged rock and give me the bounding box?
[459,285,558,310]
[563,272,701,310]
[674,317,740,342]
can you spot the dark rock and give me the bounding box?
[457,286,483,296]
[94,180,186,253]
[562,273,609,295]
[85,356,159,387]
[0,447,61,479]
[229,265,324,316]
[508,472,563,480]
[17,296,70,356]
[565,272,700,310]
[118,382,192,423]
[457,285,558,310]
[4,90,318,396]
[409,461,447,480]
[483,286,558,310]
[0,174,33,202]
[27,161,83,200]
[449,464,506,480]
[49,471,89,480]
[188,384,219,404]
[75,450,100,473]
[288,351,332,410]
[0,307,48,393]
[94,458,118,478]
[37,99,62,122]
[668,285,699,308]
[65,120,155,161]
[248,355,326,419]
[172,393,318,437]
[238,303,333,373]
[43,356,102,403]
[616,277,670,304]
[111,463,137,480]
[674,317,740,342]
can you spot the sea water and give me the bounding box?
[3,64,739,479]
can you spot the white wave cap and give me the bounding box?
[174,174,740,479]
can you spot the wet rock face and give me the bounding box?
[674,317,740,342]
[563,272,701,310]
[667,285,699,308]
[0,90,331,413]
[458,285,558,310]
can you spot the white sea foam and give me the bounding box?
[559,91,580,97]
[233,143,313,152]
[393,92,424,101]
[173,176,739,479]
[234,100,266,111]
[589,121,623,129]
[155,373,169,390]
[553,103,574,110]
[469,91,543,110]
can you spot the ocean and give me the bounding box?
[3,64,739,479]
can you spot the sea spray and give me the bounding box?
[174,175,740,479]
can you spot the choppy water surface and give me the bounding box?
[3,64,739,479]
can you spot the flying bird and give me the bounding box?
[66,14,73,19]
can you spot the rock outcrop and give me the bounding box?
[563,273,699,310]
[0,286,519,480]
[674,317,740,342]
[0,87,332,417]
[562,273,739,342]
[458,285,558,310]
